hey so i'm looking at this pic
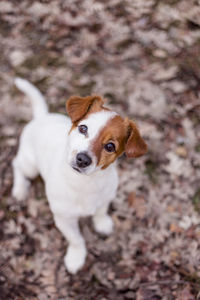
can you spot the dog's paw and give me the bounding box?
[64,245,87,274]
[93,215,113,235]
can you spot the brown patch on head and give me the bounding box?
[92,116,148,169]
[66,95,105,125]
[92,115,127,169]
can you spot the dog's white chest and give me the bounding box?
[46,165,118,217]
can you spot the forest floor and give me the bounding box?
[0,0,200,299]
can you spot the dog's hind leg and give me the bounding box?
[12,158,30,201]
[12,148,38,201]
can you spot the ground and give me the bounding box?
[0,0,200,299]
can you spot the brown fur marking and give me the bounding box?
[91,115,127,169]
[66,95,105,124]
[91,116,147,169]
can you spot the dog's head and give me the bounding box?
[66,95,147,175]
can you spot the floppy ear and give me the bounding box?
[66,95,104,123]
[125,120,147,158]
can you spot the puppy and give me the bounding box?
[12,78,147,274]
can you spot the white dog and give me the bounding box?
[12,78,147,274]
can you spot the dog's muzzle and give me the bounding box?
[76,152,92,169]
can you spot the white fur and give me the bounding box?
[12,78,119,274]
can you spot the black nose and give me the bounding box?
[76,153,92,168]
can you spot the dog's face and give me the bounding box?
[66,95,147,175]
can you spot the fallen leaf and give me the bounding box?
[175,146,188,158]
[128,192,147,219]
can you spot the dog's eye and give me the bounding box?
[104,142,115,153]
[78,125,88,135]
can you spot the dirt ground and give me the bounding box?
[0,0,200,299]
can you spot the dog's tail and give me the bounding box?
[15,78,48,119]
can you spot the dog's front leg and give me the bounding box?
[54,215,86,274]
[93,203,113,236]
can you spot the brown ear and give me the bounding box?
[66,95,104,123]
[125,120,147,158]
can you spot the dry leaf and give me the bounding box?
[128,192,147,219]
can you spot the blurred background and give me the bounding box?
[0,0,200,299]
